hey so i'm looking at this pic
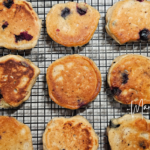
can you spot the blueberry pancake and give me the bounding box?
[0,0,42,50]
[46,54,101,109]
[107,114,150,150]
[106,0,150,45]
[43,115,99,150]
[0,116,33,150]
[108,54,150,106]
[46,2,100,47]
[0,55,40,108]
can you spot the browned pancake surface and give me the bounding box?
[0,0,41,50]
[0,55,40,108]
[43,116,99,150]
[108,54,150,106]
[46,54,101,109]
[46,2,100,47]
[108,114,150,150]
[106,0,150,44]
[0,116,33,150]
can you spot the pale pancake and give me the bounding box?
[0,54,40,108]
[0,0,42,50]
[106,0,150,45]
[107,114,150,150]
[43,115,99,150]
[108,54,150,106]
[0,116,33,150]
[46,54,101,109]
[46,2,100,47]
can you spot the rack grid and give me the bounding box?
[0,0,150,149]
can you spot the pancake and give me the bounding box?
[0,54,40,108]
[0,116,33,150]
[43,115,99,150]
[46,54,101,109]
[108,54,150,106]
[0,0,42,50]
[46,2,100,47]
[106,0,150,45]
[107,114,150,150]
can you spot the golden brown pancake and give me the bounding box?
[46,2,100,47]
[0,116,33,150]
[0,0,41,50]
[108,54,150,106]
[43,115,99,150]
[107,114,150,150]
[46,54,101,109]
[0,54,40,108]
[106,0,150,45]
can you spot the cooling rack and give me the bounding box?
[1,0,150,149]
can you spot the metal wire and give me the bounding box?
[1,0,150,149]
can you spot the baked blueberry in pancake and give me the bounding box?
[106,0,150,44]
[46,54,101,109]
[46,2,100,47]
[107,114,150,150]
[0,0,41,50]
[43,116,99,150]
[108,54,150,106]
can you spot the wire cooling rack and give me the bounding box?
[1,0,150,149]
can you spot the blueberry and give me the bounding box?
[110,120,120,128]
[122,71,129,84]
[77,7,87,15]
[139,29,150,41]
[2,21,8,29]
[77,99,85,108]
[0,90,3,99]
[61,7,70,19]
[139,141,147,149]
[3,0,14,9]
[137,0,144,2]
[21,61,29,67]
[111,87,122,96]
[15,31,33,43]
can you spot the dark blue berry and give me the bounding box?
[122,72,129,84]
[0,90,3,99]
[3,0,14,9]
[137,0,144,2]
[77,99,85,108]
[2,21,8,29]
[139,29,150,41]
[111,87,122,96]
[110,120,120,128]
[61,7,70,19]
[77,7,87,15]
[15,31,33,43]
[139,141,147,149]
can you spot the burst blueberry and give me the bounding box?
[2,21,8,29]
[77,7,87,15]
[111,87,122,96]
[139,29,150,41]
[139,141,147,149]
[15,31,33,43]
[3,0,14,9]
[122,72,129,84]
[61,7,70,19]
[137,0,144,2]
[110,120,120,128]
